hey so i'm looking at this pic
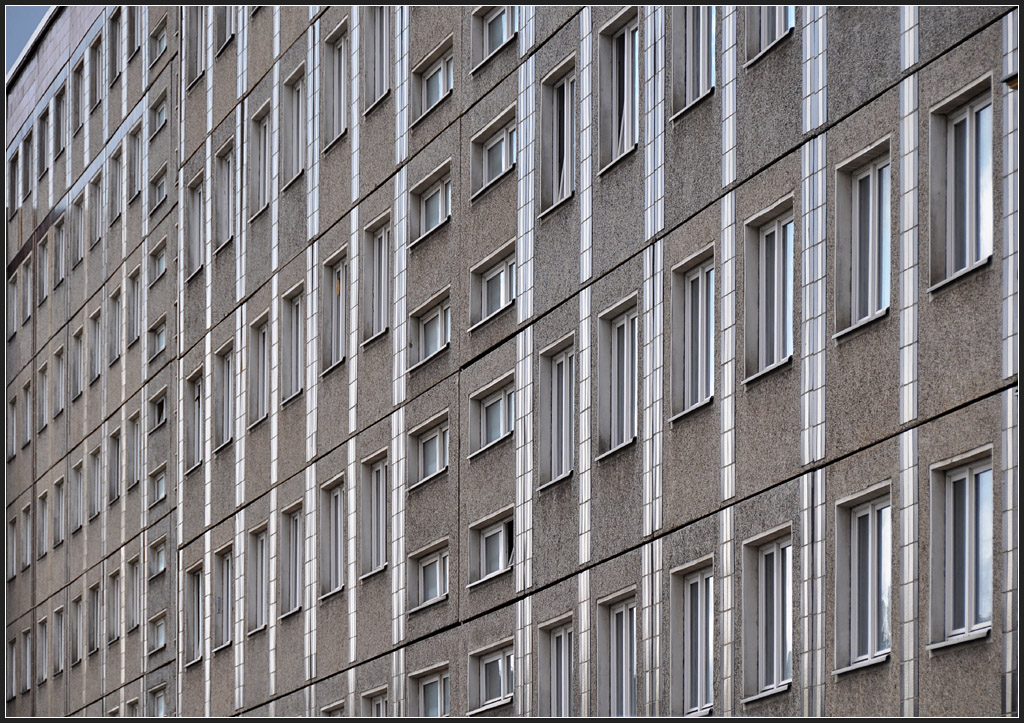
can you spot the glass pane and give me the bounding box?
[422,559,438,601]
[614,610,625,716]
[422,436,437,477]
[422,680,439,717]
[704,574,713,705]
[425,67,442,107]
[763,231,776,366]
[952,118,968,272]
[486,138,505,182]
[783,544,792,680]
[856,175,871,321]
[705,267,715,399]
[688,276,700,404]
[484,658,502,702]
[856,513,870,658]
[688,580,699,709]
[616,323,626,438]
[487,12,505,52]
[423,314,439,357]
[762,551,774,685]
[554,360,564,475]
[484,531,501,575]
[952,476,967,630]
[877,504,891,650]
[783,222,793,357]
[424,190,440,230]
[975,105,992,261]
[485,400,501,444]
[485,273,502,315]
[877,166,891,312]
[975,468,993,624]
[554,633,564,714]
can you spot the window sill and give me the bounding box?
[185,264,204,284]
[595,435,638,463]
[216,34,236,59]
[741,681,791,706]
[128,189,141,206]
[467,565,512,590]
[279,605,302,622]
[147,643,166,656]
[927,254,992,295]
[469,300,516,333]
[148,268,167,287]
[597,142,639,178]
[214,235,234,256]
[831,652,890,678]
[743,26,795,70]
[246,624,267,639]
[281,168,305,194]
[281,388,304,408]
[538,190,575,221]
[148,494,167,509]
[670,85,715,124]
[184,655,202,670]
[323,128,348,155]
[184,461,203,478]
[149,196,167,217]
[467,430,514,461]
[926,626,991,654]
[409,215,451,251]
[407,466,449,493]
[470,33,518,76]
[149,48,167,69]
[741,355,793,387]
[321,356,346,378]
[537,469,573,492]
[410,89,453,132]
[318,585,345,604]
[359,563,388,582]
[468,696,513,716]
[408,343,450,374]
[470,164,516,204]
[407,592,448,615]
[185,70,206,94]
[148,348,166,365]
[109,210,122,228]
[148,120,167,142]
[684,706,714,717]
[363,88,392,117]
[127,334,140,351]
[361,327,390,349]
[246,414,269,432]
[249,202,270,224]
[212,437,234,456]
[833,306,890,343]
[212,640,233,655]
[669,395,714,425]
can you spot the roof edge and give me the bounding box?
[5,6,64,91]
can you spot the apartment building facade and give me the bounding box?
[5,5,1018,717]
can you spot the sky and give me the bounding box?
[6,6,49,74]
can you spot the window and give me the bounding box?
[283,291,304,399]
[150,239,167,282]
[70,598,82,665]
[53,218,66,287]
[473,114,517,193]
[108,431,121,504]
[324,256,347,368]
[215,347,234,447]
[413,420,449,483]
[324,29,348,142]
[673,256,715,413]
[150,93,168,135]
[127,559,140,630]
[148,614,167,653]
[214,143,234,247]
[473,6,516,65]
[472,644,514,710]
[149,467,167,504]
[21,133,33,200]
[471,245,516,326]
[72,61,85,130]
[475,515,514,582]
[89,173,103,246]
[6,399,15,460]
[54,87,66,156]
[931,91,993,282]
[745,6,795,61]
[673,567,713,715]
[542,624,574,716]
[109,9,122,82]
[109,149,122,222]
[7,153,18,214]
[543,68,575,209]
[37,494,48,558]
[37,111,49,179]
[36,619,47,684]
[412,170,452,240]
[6,639,15,698]
[150,167,167,209]
[127,415,141,488]
[365,6,390,105]
[214,549,232,648]
[600,14,640,166]
[186,176,204,277]
[20,506,32,569]
[149,539,167,578]
[413,547,449,606]
[364,692,387,717]
[282,508,303,614]
[127,700,140,717]
[673,7,715,109]
[6,273,15,339]
[186,372,203,470]
[248,528,268,630]
[70,463,83,532]
[745,212,794,374]
[284,69,306,183]
[186,566,203,662]
[366,223,390,337]
[415,669,450,717]
[127,271,140,344]
[38,365,48,430]
[251,108,271,211]
[20,630,31,693]
[215,6,236,51]
[930,459,993,643]
[543,347,574,483]
[186,7,205,85]
[88,584,101,654]
[601,307,638,450]
[6,520,15,579]
[20,383,32,447]
[149,319,167,359]
[108,572,121,643]
[413,297,451,364]
[150,18,168,61]
[472,378,515,451]
[605,599,637,716]
[127,6,141,57]
[127,126,142,201]
[53,478,65,546]
[414,42,454,120]
[362,459,388,573]
[52,608,64,674]
[149,686,167,716]
[88,448,102,519]
[71,330,83,398]
[249,319,269,422]
[839,496,891,665]
[71,195,85,265]
[743,535,792,695]
[322,481,345,595]
[108,289,121,364]
[21,258,32,323]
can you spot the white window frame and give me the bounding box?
[607,309,638,449]
[88,449,102,520]
[70,463,83,532]
[416,548,449,606]
[149,685,167,716]
[186,372,203,471]
[108,288,121,365]
[248,528,268,631]
[756,538,793,693]
[481,6,515,61]
[148,613,167,654]
[108,571,121,643]
[214,142,234,248]
[367,6,390,104]
[53,349,66,417]
[416,670,451,717]
[325,30,348,142]
[127,559,140,631]
[418,176,452,237]
[53,478,65,546]
[53,217,66,287]
[745,6,795,61]
[150,239,167,282]
[127,414,141,488]
[214,6,236,52]
[416,422,449,483]
[547,70,575,207]
[482,122,516,188]
[608,599,637,717]
[848,496,892,664]
[943,94,993,279]
[755,214,794,372]
[282,507,303,614]
[37,238,49,305]
[249,319,269,422]
[415,299,451,364]
[109,149,123,223]
[365,460,388,572]
[52,607,64,675]
[284,69,306,182]
[368,224,390,337]
[252,109,271,212]
[548,348,574,482]
[36,618,47,685]
[322,481,345,595]
[149,538,167,578]
[479,254,516,323]
[476,383,515,451]
[149,466,167,505]
[127,270,140,344]
[420,50,454,117]
[676,257,715,412]
[674,6,715,111]
[545,624,573,716]
[215,346,234,448]
[186,176,204,277]
[88,584,100,654]
[608,18,640,163]
[478,517,514,581]
[477,645,515,708]
[682,567,714,714]
[70,599,83,665]
[850,160,891,324]
[283,291,304,400]
[185,6,205,85]
[325,256,347,367]
[214,548,232,648]
[149,319,167,359]
[107,430,120,504]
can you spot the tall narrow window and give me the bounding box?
[753,215,794,372]
[546,625,573,716]
[71,195,85,265]
[249,320,269,422]
[608,600,637,716]
[322,482,345,595]
[745,6,795,60]
[20,507,32,569]
[414,298,451,364]
[606,309,638,449]
[248,529,268,630]
[682,568,714,714]
[674,7,715,110]
[369,225,390,336]
[548,349,574,481]
[108,289,121,364]
[215,347,234,447]
[37,111,49,179]
[187,373,203,469]
[214,143,234,247]
[88,584,100,653]
[127,271,140,344]
[603,17,640,164]
[284,71,306,182]
[186,567,203,662]
[88,449,102,519]
[70,598,82,664]
[127,415,141,488]
[187,177,204,277]
[214,549,232,648]
[675,258,715,411]
[475,645,514,708]
[109,149,123,222]
[53,478,65,545]
[366,6,390,104]
[108,572,121,642]
[283,292,304,399]
[943,95,993,278]
[418,48,454,118]
[757,538,792,693]
[325,31,348,142]
[37,493,48,559]
[127,126,142,201]
[186,7,205,85]
[127,7,141,57]
[252,110,271,211]
[414,421,449,483]
[89,173,103,246]
[127,559,140,630]
[37,366,48,429]
[21,134,33,201]
[36,619,47,685]
[70,463,83,531]
[546,71,575,208]
[476,6,516,62]
[107,430,120,504]
[477,517,514,581]
[72,61,85,130]
[325,257,347,367]
[54,87,66,156]
[474,381,515,450]
[53,218,65,287]
[850,161,891,324]
[215,7,236,50]
[417,670,451,717]
[108,9,122,82]
[282,509,303,613]
[71,330,83,398]
[53,608,64,674]
[849,497,891,663]
[363,460,388,572]
[415,547,449,606]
